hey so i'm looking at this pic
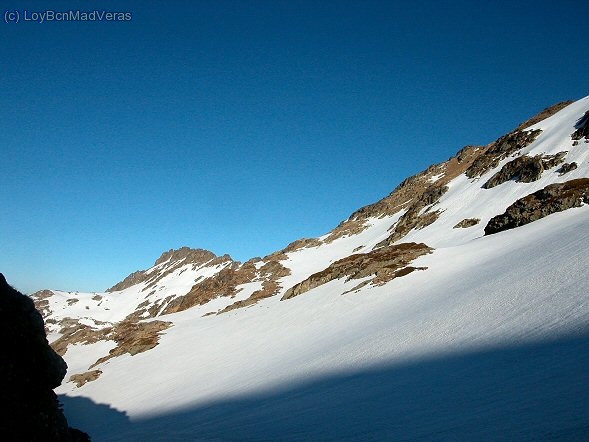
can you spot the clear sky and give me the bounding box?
[1,0,587,294]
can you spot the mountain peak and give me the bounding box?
[154,247,219,266]
[107,246,233,293]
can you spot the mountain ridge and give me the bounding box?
[33,95,589,349]
[36,98,581,299]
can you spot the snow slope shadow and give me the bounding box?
[58,395,131,441]
[66,332,589,441]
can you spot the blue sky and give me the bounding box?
[1,0,587,294]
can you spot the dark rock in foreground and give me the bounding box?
[0,273,90,441]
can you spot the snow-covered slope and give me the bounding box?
[33,97,589,440]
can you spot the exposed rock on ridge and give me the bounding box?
[327,100,573,242]
[324,145,482,243]
[465,129,542,179]
[515,101,573,130]
[161,260,249,314]
[376,185,448,247]
[217,260,291,314]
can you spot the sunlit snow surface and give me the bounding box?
[55,98,589,440]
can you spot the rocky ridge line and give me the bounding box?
[107,247,232,293]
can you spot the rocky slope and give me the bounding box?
[32,95,589,394]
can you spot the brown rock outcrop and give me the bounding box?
[70,370,102,388]
[162,261,250,314]
[89,320,171,367]
[281,242,432,300]
[484,178,589,235]
[324,146,482,243]
[375,186,448,248]
[483,152,567,189]
[49,315,171,383]
[465,129,542,179]
[558,162,578,176]
[217,260,291,314]
[453,218,480,228]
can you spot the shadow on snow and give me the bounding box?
[61,332,589,441]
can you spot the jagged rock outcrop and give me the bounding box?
[572,110,589,140]
[453,218,480,228]
[0,274,90,441]
[89,320,171,366]
[483,152,567,189]
[465,129,543,179]
[375,186,448,248]
[282,242,432,300]
[70,370,102,388]
[558,162,578,176]
[484,178,589,235]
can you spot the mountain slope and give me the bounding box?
[33,96,589,440]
